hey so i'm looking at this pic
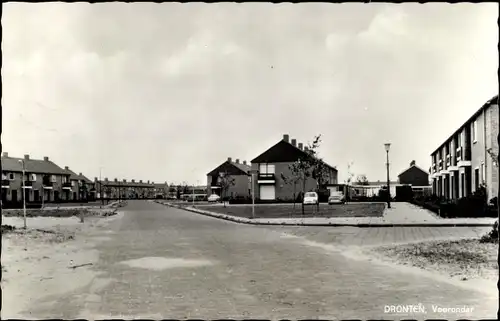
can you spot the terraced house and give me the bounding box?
[63,166,96,201]
[96,178,156,199]
[430,95,499,202]
[250,134,338,201]
[1,153,71,204]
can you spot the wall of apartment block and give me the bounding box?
[486,103,499,201]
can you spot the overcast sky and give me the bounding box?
[2,3,498,185]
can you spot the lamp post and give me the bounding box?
[18,160,27,229]
[384,143,391,209]
[250,169,258,219]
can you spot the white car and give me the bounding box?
[303,192,319,205]
[328,191,345,204]
[208,194,221,203]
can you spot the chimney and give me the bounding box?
[228,157,232,163]
[2,152,8,157]
[65,166,69,170]
[410,160,416,167]
[105,177,108,182]
[291,139,297,147]
[243,160,247,165]
[283,134,289,143]
[24,154,30,160]
[114,178,118,182]
[132,179,135,183]
[235,159,239,164]
[304,146,309,152]
[79,172,82,176]
[152,181,155,184]
[140,180,143,183]
[44,156,49,161]
[94,177,98,182]
[123,179,126,182]
[147,180,150,184]
[298,143,303,150]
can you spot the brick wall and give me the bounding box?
[470,110,486,192]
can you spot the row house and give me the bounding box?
[430,95,499,201]
[63,166,96,201]
[153,182,169,198]
[250,134,338,201]
[95,178,156,199]
[207,158,251,198]
[1,153,72,203]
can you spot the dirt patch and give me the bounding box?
[368,238,498,282]
[2,208,117,218]
[196,203,385,219]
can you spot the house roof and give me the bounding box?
[1,155,69,175]
[207,160,251,176]
[250,138,337,171]
[98,180,155,188]
[63,167,93,183]
[431,95,499,155]
[398,164,429,177]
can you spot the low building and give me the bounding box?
[397,160,432,196]
[95,178,156,199]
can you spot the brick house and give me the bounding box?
[153,182,169,198]
[398,160,431,191]
[1,153,71,204]
[250,134,338,201]
[207,158,251,198]
[96,178,156,199]
[430,95,499,201]
[63,166,95,201]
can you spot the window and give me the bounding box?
[2,173,7,180]
[51,175,57,183]
[30,173,36,181]
[259,164,275,174]
[71,181,76,187]
[9,173,15,180]
[472,120,477,143]
[481,163,485,183]
[474,168,480,191]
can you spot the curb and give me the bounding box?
[155,201,495,227]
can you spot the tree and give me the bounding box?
[487,148,499,167]
[217,171,235,208]
[284,134,332,215]
[355,174,370,186]
[281,170,302,213]
[344,162,355,203]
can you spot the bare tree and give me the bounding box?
[284,134,331,215]
[344,162,355,203]
[281,169,302,213]
[217,171,235,208]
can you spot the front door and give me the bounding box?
[54,191,59,201]
[34,190,40,202]
[11,190,17,202]
[1,189,7,203]
[24,189,31,202]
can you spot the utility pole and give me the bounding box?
[18,160,27,229]
[384,143,391,209]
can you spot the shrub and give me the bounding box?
[480,220,498,243]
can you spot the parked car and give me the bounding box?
[303,192,319,205]
[328,191,345,204]
[208,194,221,203]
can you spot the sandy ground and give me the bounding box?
[1,211,124,319]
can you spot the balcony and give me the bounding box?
[1,180,9,187]
[456,146,471,167]
[42,181,54,187]
[62,182,72,189]
[23,181,33,188]
[257,173,275,184]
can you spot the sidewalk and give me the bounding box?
[157,201,496,227]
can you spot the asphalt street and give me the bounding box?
[25,200,497,319]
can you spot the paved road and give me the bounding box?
[26,201,496,319]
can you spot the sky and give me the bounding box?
[2,3,498,185]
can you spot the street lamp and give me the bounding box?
[18,160,27,229]
[384,143,391,209]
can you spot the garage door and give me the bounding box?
[259,185,275,200]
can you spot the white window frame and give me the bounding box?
[481,162,485,183]
[30,173,36,181]
[9,173,15,180]
[2,173,8,180]
[71,181,76,187]
[259,163,275,174]
[51,175,57,183]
